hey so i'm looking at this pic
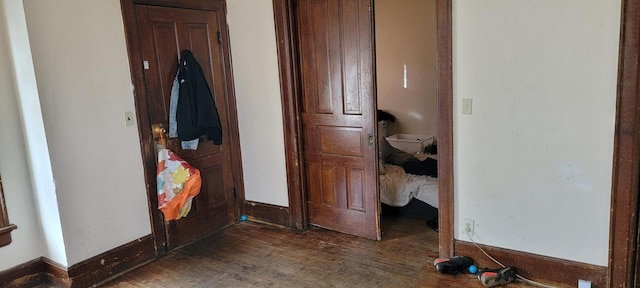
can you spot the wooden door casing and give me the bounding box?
[296,0,380,240]
[135,5,237,251]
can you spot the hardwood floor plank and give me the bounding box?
[95,217,536,288]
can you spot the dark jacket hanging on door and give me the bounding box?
[176,50,223,145]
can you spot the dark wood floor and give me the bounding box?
[98,216,533,288]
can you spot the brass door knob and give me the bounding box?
[152,124,166,136]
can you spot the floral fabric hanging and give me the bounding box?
[157,142,201,221]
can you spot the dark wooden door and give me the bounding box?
[296,0,380,240]
[135,5,237,251]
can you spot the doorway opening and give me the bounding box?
[274,0,453,251]
[374,0,440,239]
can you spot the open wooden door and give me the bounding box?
[296,0,380,240]
[134,5,238,251]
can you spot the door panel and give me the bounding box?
[297,0,379,240]
[135,5,236,251]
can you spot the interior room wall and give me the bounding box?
[452,0,620,266]
[0,0,46,271]
[375,0,437,138]
[1,0,620,273]
[1,0,68,267]
[22,0,151,266]
[226,0,289,207]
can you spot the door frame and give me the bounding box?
[272,0,306,231]
[610,0,640,286]
[271,0,455,246]
[119,0,245,254]
[275,0,640,286]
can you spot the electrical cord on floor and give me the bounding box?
[465,231,558,288]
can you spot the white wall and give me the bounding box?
[0,1,45,271]
[22,0,151,265]
[0,0,67,268]
[0,48,43,271]
[375,0,437,137]
[226,0,289,207]
[453,0,620,266]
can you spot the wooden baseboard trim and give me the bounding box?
[454,240,607,287]
[244,201,291,227]
[64,234,156,287]
[2,235,156,288]
[0,258,45,288]
[42,257,70,287]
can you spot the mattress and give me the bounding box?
[380,164,438,208]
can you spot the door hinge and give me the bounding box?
[217,31,222,44]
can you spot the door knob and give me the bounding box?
[152,124,166,137]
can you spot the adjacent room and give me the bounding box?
[374,0,440,233]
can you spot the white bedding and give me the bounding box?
[379,164,439,208]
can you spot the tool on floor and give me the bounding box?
[477,266,517,287]
[434,256,475,275]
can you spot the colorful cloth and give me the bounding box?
[157,145,201,221]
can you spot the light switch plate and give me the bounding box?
[462,98,473,115]
[124,111,135,127]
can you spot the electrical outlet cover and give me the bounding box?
[462,218,475,236]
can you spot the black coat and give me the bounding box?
[176,50,223,145]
